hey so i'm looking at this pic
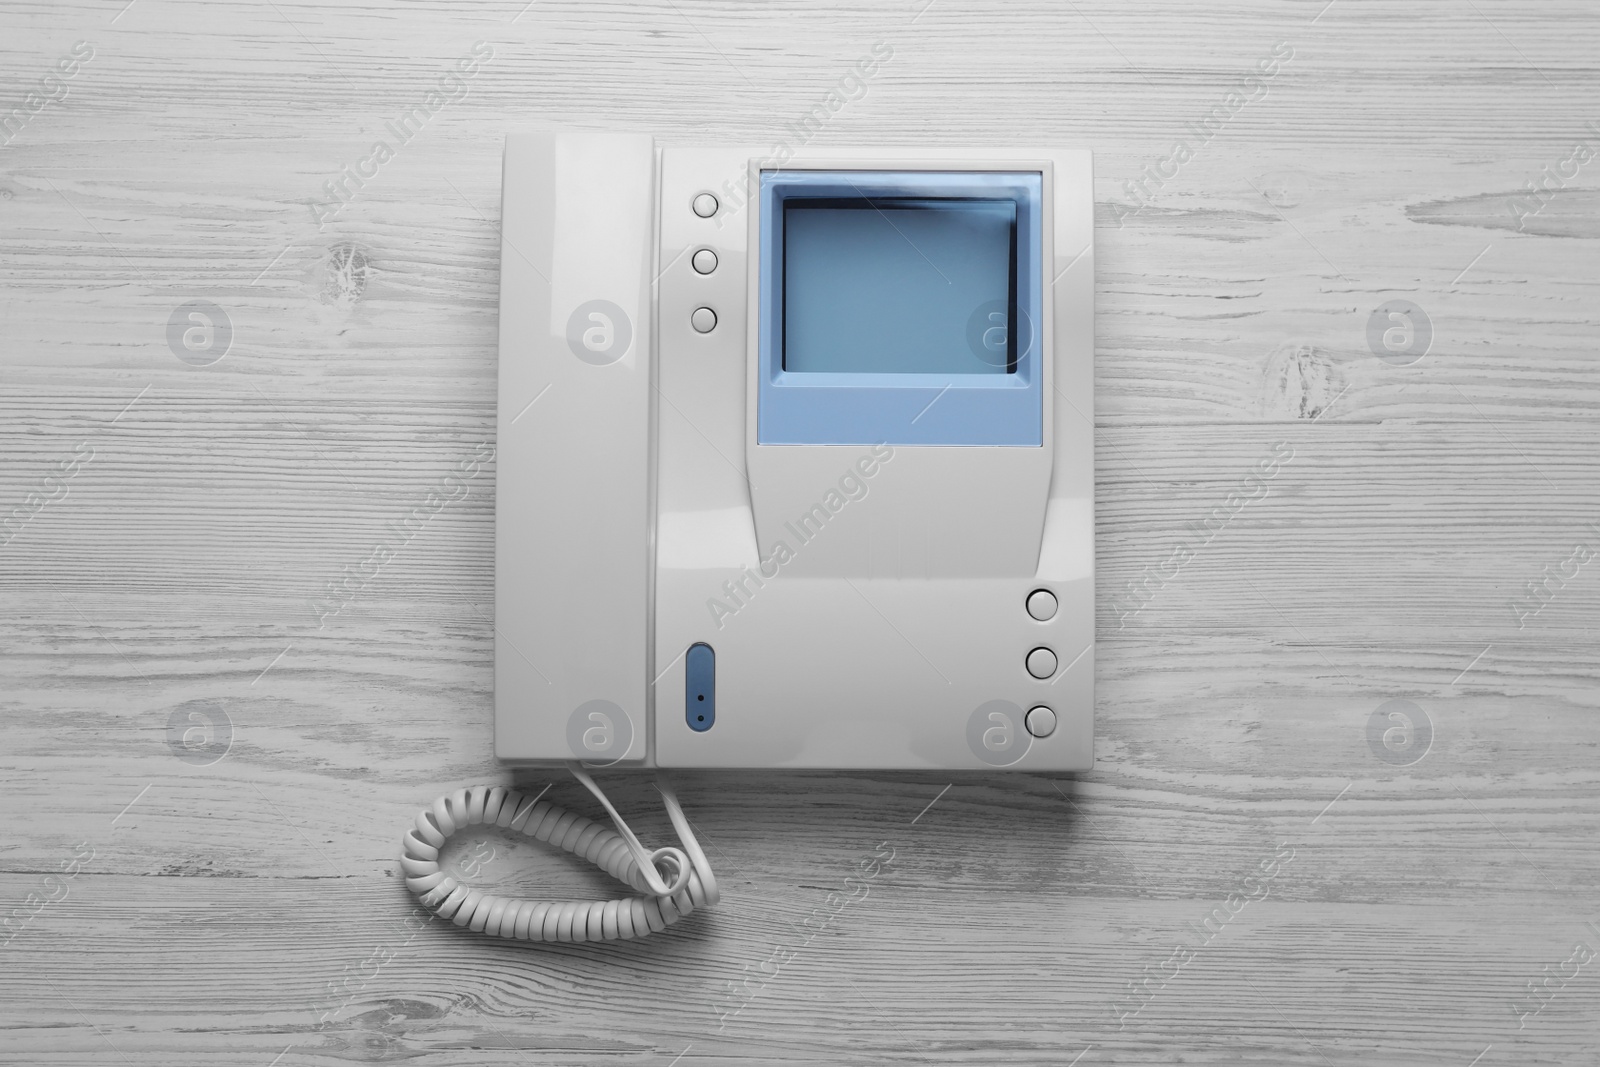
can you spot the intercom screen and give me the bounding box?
[782,198,1017,375]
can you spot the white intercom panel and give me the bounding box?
[494,128,1094,771]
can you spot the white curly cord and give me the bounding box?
[399,764,718,942]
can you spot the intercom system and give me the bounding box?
[495,128,1094,772]
[399,129,1094,942]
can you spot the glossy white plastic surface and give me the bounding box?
[496,130,1094,770]
[493,130,654,763]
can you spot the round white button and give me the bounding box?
[1026,589,1058,622]
[692,193,718,218]
[691,307,717,333]
[1026,646,1057,679]
[1025,705,1057,738]
[692,248,718,274]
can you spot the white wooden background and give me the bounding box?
[3,0,1598,1063]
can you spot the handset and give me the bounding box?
[494,130,655,764]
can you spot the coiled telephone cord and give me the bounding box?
[399,764,718,941]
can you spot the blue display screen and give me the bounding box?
[783,198,1018,375]
[757,169,1044,446]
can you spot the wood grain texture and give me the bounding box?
[3,0,1599,1063]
